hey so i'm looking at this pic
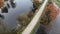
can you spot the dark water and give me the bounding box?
[0,0,33,29]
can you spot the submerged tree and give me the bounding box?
[27,11,34,19]
[17,15,30,26]
[16,15,30,34]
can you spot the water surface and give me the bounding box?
[0,0,33,29]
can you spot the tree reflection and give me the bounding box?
[7,3,10,8]
[10,0,16,8]
[1,7,8,13]
[0,0,16,13]
[10,2,16,8]
[0,14,4,19]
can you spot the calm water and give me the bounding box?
[0,0,33,29]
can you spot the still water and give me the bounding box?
[0,0,33,29]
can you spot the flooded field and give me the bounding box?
[0,0,33,29]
